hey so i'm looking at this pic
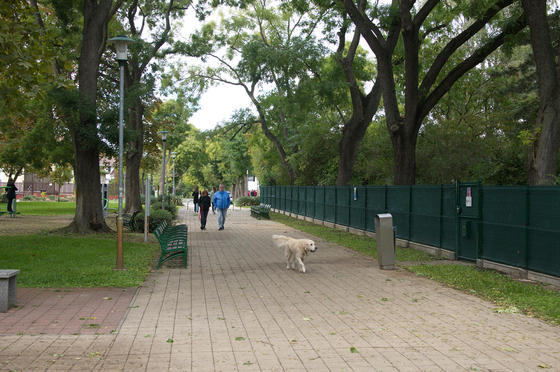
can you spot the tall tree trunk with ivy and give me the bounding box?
[522,0,560,185]
[66,0,116,233]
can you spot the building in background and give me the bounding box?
[248,175,259,196]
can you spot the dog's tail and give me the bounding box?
[272,234,289,248]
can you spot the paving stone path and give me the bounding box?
[1,206,559,371]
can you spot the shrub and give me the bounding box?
[170,195,184,206]
[150,202,177,218]
[22,195,34,201]
[134,209,173,233]
[235,196,260,207]
[48,195,56,201]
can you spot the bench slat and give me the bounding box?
[154,220,188,268]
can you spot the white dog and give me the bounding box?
[272,235,317,273]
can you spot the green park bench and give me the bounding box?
[251,203,271,220]
[259,204,271,219]
[122,210,141,232]
[250,204,260,218]
[153,220,188,268]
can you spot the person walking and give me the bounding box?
[209,186,217,214]
[213,184,231,231]
[198,189,211,230]
[192,186,200,213]
[5,178,17,213]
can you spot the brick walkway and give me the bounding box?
[1,206,559,371]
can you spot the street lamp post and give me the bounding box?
[108,35,135,271]
[158,130,170,210]
[171,152,177,197]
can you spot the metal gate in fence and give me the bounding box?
[456,181,480,261]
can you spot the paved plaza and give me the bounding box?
[1,206,559,371]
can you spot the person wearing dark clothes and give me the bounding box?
[198,189,211,230]
[192,186,200,213]
[6,178,17,213]
[209,186,217,214]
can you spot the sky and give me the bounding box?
[178,2,379,132]
[178,8,254,132]
[188,83,252,131]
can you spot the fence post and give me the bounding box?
[524,184,529,269]
[439,185,444,248]
[408,185,412,241]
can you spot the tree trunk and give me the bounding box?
[390,122,417,185]
[335,14,383,186]
[259,116,296,185]
[64,0,113,233]
[340,0,525,186]
[122,0,173,211]
[125,149,143,212]
[522,0,560,185]
[124,99,144,213]
[336,100,380,186]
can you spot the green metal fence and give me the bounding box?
[261,184,560,279]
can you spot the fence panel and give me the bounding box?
[366,187,386,232]
[386,186,411,239]
[268,186,274,206]
[260,186,268,205]
[305,187,315,218]
[265,186,274,208]
[324,187,337,223]
[315,187,325,221]
[298,187,307,216]
[350,186,367,230]
[410,186,443,247]
[260,184,560,279]
[481,187,526,267]
[291,187,299,214]
[527,187,560,277]
[336,187,351,226]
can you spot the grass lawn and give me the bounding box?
[0,234,158,287]
[11,201,118,215]
[271,211,560,326]
[0,201,156,287]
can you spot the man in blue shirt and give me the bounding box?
[213,184,231,230]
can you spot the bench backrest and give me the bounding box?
[154,220,168,239]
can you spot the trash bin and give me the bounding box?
[375,213,396,270]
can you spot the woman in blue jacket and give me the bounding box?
[213,184,231,230]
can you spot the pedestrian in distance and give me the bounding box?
[5,178,17,213]
[209,186,217,214]
[198,189,211,230]
[192,186,200,213]
[213,184,231,231]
